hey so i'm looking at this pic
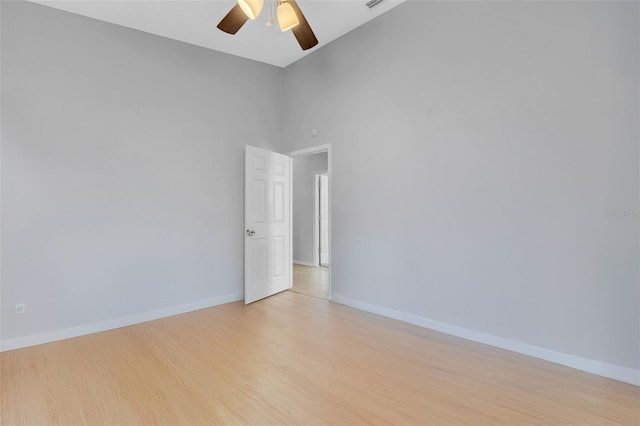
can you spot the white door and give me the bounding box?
[245,146,291,304]
[319,174,329,266]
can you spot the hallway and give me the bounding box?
[290,264,329,299]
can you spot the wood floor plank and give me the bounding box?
[291,264,329,299]
[1,291,638,425]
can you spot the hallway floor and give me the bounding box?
[290,263,329,299]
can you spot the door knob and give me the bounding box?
[246,229,256,236]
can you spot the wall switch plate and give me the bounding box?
[15,304,25,314]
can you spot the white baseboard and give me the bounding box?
[331,294,639,387]
[293,259,316,267]
[0,293,243,352]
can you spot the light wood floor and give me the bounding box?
[290,263,329,299]
[1,292,638,425]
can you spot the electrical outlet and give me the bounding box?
[15,304,25,314]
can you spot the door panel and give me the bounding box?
[245,146,291,304]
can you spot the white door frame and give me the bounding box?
[313,171,328,267]
[288,144,332,300]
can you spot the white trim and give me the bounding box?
[316,172,329,267]
[289,156,293,291]
[313,173,320,267]
[0,0,4,357]
[288,144,330,158]
[327,147,332,299]
[293,259,316,267]
[312,171,328,268]
[0,293,243,352]
[331,294,640,387]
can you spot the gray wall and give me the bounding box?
[280,1,640,369]
[292,152,328,263]
[1,1,282,340]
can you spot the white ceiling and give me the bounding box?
[30,0,405,67]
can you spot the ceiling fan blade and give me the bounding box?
[288,0,318,50]
[217,4,249,35]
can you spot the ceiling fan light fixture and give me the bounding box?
[238,0,263,20]
[277,2,299,32]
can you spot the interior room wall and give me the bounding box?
[292,152,328,264]
[279,1,640,373]
[1,1,282,342]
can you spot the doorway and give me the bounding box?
[289,145,331,300]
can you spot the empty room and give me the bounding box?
[1,0,639,424]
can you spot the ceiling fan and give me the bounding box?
[217,0,318,50]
